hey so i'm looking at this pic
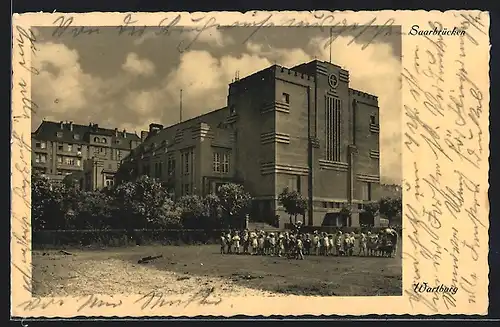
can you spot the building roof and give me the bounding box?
[32,120,141,149]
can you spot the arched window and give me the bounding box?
[102,138,107,144]
[94,137,100,142]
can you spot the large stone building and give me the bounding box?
[120,60,384,228]
[31,121,141,189]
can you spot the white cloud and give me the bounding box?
[121,52,155,76]
[32,44,155,130]
[32,42,99,113]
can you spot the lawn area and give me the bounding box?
[32,244,402,297]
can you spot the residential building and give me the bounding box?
[32,120,141,189]
[119,60,384,228]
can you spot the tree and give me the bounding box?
[339,206,352,227]
[278,188,308,225]
[177,195,206,229]
[111,175,177,230]
[364,202,380,219]
[32,173,74,230]
[361,202,380,227]
[217,183,252,229]
[203,193,223,229]
[379,197,402,223]
[73,191,113,230]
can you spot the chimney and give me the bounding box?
[141,131,149,142]
[149,123,164,134]
[69,121,73,131]
[60,121,64,129]
[114,128,118,137]
[123,129,127,138]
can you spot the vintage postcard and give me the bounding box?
[11,10,490,317]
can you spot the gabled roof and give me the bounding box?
[32,121,141,150]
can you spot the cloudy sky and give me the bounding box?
[31,25,402,184]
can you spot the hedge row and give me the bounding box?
[32,229,226,249]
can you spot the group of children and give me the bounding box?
[219,228,398,259]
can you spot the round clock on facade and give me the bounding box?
[328,73,339,89]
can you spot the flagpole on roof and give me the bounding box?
[179,89,183,123]
[329,27,332,63]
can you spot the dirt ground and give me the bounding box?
[32,244,402,297]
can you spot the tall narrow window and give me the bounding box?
[181,149,192,176]
[167,154,175,176]
[282,92,290,104]
[213,152,221,172]
[352,99,357,145]
[325,96,341,161]
[222,153,230,173]
[361,182,372,201]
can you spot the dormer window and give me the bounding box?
[56,132,63,138]
[94,137,100,143]
[230,105,236,115]
[73,134,80,140]
[101,138,107,144]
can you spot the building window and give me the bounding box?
[181,149,193,175]
[58,143,63,151]
[74,134,80,140]
[154,162,161,178]
[102,138,107,144]
[56,132,63,138]
[287,175,301,192]
[183,183,190,195]
[105,177,114,187]
[167,154,175,176]
[65,157,75,165]
[76,159,81,167]
[325,96,341,161]
[370,115,376,124]
[213,152,221,173]
[67,144,73,152]
[35,154,47,163]
[77,145,82,152]
[35,142,41,149]
[57,156,63,164]
[94,137,100,143]
[222,153,230,173]
[213,150,230,174]
[100,147,106,154]
[361,182,372,201]
[282,92,290,104]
